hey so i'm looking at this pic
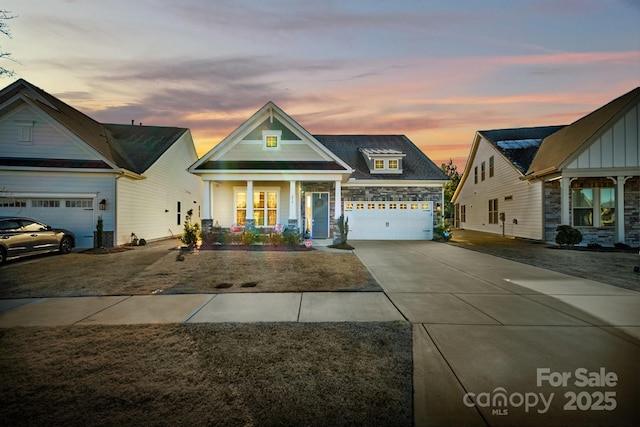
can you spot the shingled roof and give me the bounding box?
[479,126,565,174]
[103,124,187,174]
[314,135,448,181]
[0,79,187,175]
[526,87,640,177]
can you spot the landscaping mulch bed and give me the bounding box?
[197,243,313,251]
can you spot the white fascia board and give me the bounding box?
[344,179,447,187]
[5,191,99,198]
[197,172,348,182]
[0,165,119,174]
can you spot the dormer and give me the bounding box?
[359,148,406,174]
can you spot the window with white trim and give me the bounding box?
[572,188,615,227]
[374,159,384,169]
[388,159,398,169]
[16,120,34,144]
[262,130,281,150]
[235,189,279,226]
[489,198,498,224]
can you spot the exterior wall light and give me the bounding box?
[99,199,107,210]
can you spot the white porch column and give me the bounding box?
[560,177,571,225]
[334,180,342,219]
[616,176,626,243]
[202,180,212,220]
[289,180,297,220]
[246,180,254,226]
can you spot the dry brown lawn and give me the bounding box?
[0,239,379,298]
[0,322,412,427]
[449,229,639,291]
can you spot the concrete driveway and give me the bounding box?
[353,241,639,427]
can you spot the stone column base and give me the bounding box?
[287,219,299,234]
[201,219,214,233]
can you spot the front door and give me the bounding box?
[311,193,329,238]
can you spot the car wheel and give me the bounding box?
[59,237,73,254]
[0,248,6,265]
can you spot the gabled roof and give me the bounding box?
[315,135,448,181]
[190,101,353,174]
[0,79,189,175]
[526,87,640,177]
[480,126,565,174]
[103,124,187,174]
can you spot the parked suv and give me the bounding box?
[0,216,75,265]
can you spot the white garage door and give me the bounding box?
[0,197,96,248]
[344,201,433,240]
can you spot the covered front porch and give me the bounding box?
[201,177,346,239]
[544,174,640,245]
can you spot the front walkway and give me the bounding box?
[353,241,639,427]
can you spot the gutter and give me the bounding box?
[520,166,557,181]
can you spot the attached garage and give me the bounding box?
[344,200,433,240]
[0,196,98,248]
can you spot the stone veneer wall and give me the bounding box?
[342,186,443,227]
[543,181,561,242]
[624,177,640,247]
[544,177,640,246]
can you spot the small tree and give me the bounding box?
[440,159,461,220]
[95,216,104,248]
[555,225,582,247]
[181,209,200,247]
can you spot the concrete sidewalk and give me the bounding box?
[1,240,638,426]
[353,241,640,427]
[0,291,404,327]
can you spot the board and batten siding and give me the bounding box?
[217,139,327,162]
[567,104,639,169]
[455,137,544,240]
[116,131,202,245]
[0,103,105,160]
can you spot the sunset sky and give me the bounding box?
[2,0,639,170]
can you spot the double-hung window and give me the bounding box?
[235,189,278,226]
[481,161,486,181]
[488,198,498,224]
[572,188,615,227]
[489,156,494,177]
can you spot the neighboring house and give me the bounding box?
[524,87,640,246]
[453,87,640,246]
[451,126,565,240]
[189,101,448,240]
[0,79,203,247]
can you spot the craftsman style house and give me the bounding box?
[0,79,203,247]
[453,87,640,246]
[189,102,448,240]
